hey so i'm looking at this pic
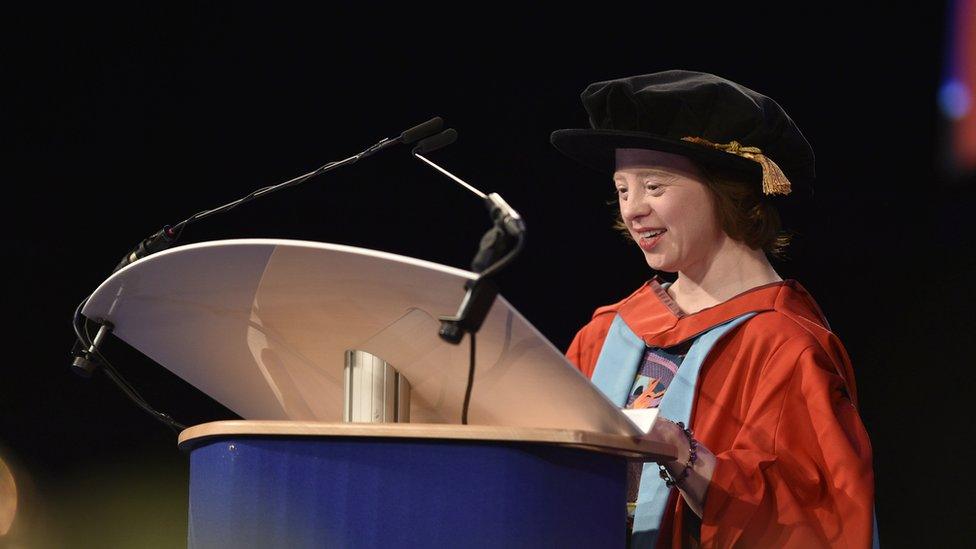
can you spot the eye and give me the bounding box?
[644,181,663,192]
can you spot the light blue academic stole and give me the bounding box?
[590,311,756,547]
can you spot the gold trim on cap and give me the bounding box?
[681,137,792,196]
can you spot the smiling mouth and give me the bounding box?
[637,229,666,239]
[635,229,666,250]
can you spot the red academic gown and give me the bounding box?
[567,277,876,548]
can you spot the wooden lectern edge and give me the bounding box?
[178,420,678,461]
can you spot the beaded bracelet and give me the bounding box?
[658,421,698,488]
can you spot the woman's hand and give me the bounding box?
[647,417,717,518]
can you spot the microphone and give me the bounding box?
[412,129,458,155]
[358,117,445,159]
[401,118,445,144]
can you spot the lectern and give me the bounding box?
[82,239,674,548]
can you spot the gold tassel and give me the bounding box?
[681,136,792,196]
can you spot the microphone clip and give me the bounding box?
[438,278,499,345]
[70,319,114,378]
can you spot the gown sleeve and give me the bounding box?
[700,336,876,548]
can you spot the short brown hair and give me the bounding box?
[612,162,792,259]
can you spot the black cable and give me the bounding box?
[76,301,186,433]
[100,366,185,434]
[450,227,525,414]
[88,332,186,432]
[461,331,476,425]
[83,321,145,405]
[73,296,92,347]
[167,158,346,236]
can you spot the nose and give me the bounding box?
[620,191,651,224]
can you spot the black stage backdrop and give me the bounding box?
[3,3,972,547]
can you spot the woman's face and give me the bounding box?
[614,149,725,274]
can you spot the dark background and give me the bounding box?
[3,3,972,547]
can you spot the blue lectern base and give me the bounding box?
[187,435,626,548]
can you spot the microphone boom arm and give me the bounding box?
[113,117,445,273]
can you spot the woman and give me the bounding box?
[551,71,876,548]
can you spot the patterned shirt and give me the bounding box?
[625,340,693,512]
